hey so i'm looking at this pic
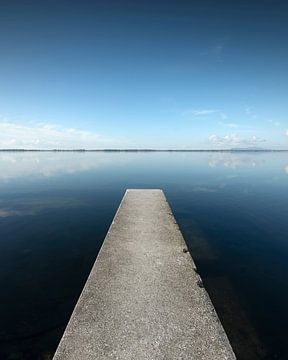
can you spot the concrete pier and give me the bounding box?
[53,189,236,360]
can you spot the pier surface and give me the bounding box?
[53,189,235,360]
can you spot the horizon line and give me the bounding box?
[1,149,288,152]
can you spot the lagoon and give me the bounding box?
[0,151,288,359]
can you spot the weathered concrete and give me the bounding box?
[53,189,236,360]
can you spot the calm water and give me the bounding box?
[0,151,288,360]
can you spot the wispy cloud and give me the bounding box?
[268,119,281,127]
[210,44,224,56]
[245,106,258,119]
[208,134,266,147]
[0,121,121,149]
[201,41,226,62]
[182,109,227,119]
[219,121,239,128]
[182,109,218,116]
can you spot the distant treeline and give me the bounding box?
[0,149,288,152]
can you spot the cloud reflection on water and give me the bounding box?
[0,152,287,185]
[0,198,90,217]
[0,152,127,180]
[208,153,266,168]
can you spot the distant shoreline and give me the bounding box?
[0,149,288,152]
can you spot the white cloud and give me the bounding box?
[208,134,266,147]
[285,129,288,137]
[0,121,120,149]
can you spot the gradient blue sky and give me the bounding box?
[0,0,288,149]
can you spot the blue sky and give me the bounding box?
[0,0,288,149]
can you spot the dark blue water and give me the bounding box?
[0,151,288,360]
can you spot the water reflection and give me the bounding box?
[0,152,128,180]
[191,186,218,193]
[208,153,265,168]
[0,198,88,217]
[1,151,288,359]
[0,152,287,183]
